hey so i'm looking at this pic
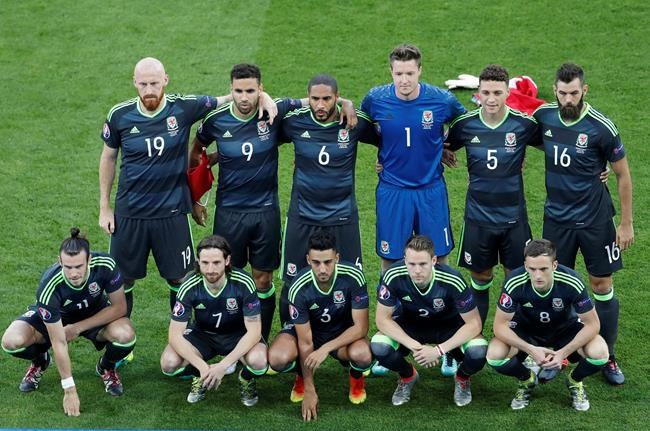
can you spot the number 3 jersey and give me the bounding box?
[534,102,626,228]
[195,98,302,212]
[35,252,123,325]
[101,94,218,218]
[287,263,368,337]
[377,262,475,327]
[171,268,260,337]
[497,264,593,335]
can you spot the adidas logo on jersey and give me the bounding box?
[63,299,73,306]
[470,136,480,144]
[545,129,553,137]
[301,131,311,138]
[196,303,206,310]
[130,126,140,134]
[310,303,319,310]
[223,131,232,138]
[401,296,412,302]
[523,302,533,308]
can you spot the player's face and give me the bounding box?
[309,84,338,122]
[390,60,421,100]
[231,78,261,117]
[198,248,230,285]
[134,68,168,112]
[524,255,558,291]
[554,78,588,122]
[404,248,436,288]
[307,249,339,285]
[59,251,90,287]
[478,80,509,116]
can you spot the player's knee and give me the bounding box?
[585,336,609,361]
[1,326,27,351]
[486,339,509,361]
[370,340,394,360]
[588,275,612,295]
[160,354,183,375]
[464,343,488,363]
[268,348,293,371]
[349,345,372,367]
[471,270,493,284]
[246,347,268,370]
[253,272,273,291]
[166,278,184,289]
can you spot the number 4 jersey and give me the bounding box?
[101,94,218,218]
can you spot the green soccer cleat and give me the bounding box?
[567,378,590,411]
[510,373,537,410]
[187,376,207,404]
[239,376,259,407]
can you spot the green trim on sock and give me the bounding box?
[112,336,137,348]
[277,360,296,373]
[162,366,185,377]
[246,364,268,376]
[2,345,27,354]
[593,288,614,301]
[371,333,399,350]
[586,357,608,366]
[257,284,276,299]
[487,357,510,367]
[471,278,493,291]
[168,282,180,293]
[461,337,488,353]
[350,361,372,372]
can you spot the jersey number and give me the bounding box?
[539,312,551,323]
[213,312,222,328]
[145,137,165,157]
[605,242,621,263]
[180,246,192,269]
[418,308,429,317]
[404,127,411,148]
[320,308,331,323]
[242,142,253,161]
[486,149,498,170]
[553,145,571,167]
[318,146,330,165]
[75,299,89,310]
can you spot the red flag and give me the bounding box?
[187,151,214,203]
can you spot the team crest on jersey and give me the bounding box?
[257,121,270,140]
[433,298,445,310]
[226,298,238,311]
[464,252,472,265]
[22,310,36,318]
[333,290,345,304]
[337,129,350,148]
[552,298,564,311]
[38,307,51,321]
[576,133,588,148]
[378,285,390,300]
[289,304,299,320]
[166,116,179,137]
[499,293,513,309]
[380,240,390,254]
[102,123,111,139]
[505,133,517,152]
[421,110,434,129]
[172,301,185,317]
[287,263,297,276]
[88,282,100,296]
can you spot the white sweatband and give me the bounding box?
[61,377,75,389]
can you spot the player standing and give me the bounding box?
[534,63,633,384]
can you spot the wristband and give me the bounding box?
[61,377,75,390]
[435,344,445,357]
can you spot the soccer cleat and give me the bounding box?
[510,373,537,410]
[371,361,390,377]
[19,352,51,393]
[348,375,367,404]
[567,378,590,411]
[224,361,237,376]
[239,376,259,407]
[115,351,134,370]
[96,360,124,396]
[440,353,458,377]
[290,375,305,403]
[391,366,419,406]
[187,376,207,404]
[453,375,472,407]
[602,359,625,385]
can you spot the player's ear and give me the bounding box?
[552,260,558,271]
[582,84,588,96]
[163,74,169,87]
[335,252,340,264]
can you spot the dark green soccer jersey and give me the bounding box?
[533,103,626,227]
[196,98,302,211]
[377,261,475,326]
[281,108,378,225]
[102,94,218,218]
[173,268,259,337]
[447,107,540,227]
[35,252,123,325]
[497,264,593,335]
[287,263,368,339]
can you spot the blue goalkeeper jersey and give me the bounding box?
[361,83,466,188]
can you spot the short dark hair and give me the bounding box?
[479,64,509,84]
[230,63,261,83]
[555,62,584,85]
[307,74,338,94]
[389,44,422,67]
[308,229,337,253]
[524,239,557,261]
[196,235,232,274]
[59,227,90,259]
[404,234,435,258]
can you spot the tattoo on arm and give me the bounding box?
[245,315,261,322]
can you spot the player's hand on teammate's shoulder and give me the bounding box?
[339,99,358,129]
[63,387,80,417]
[258,92,278,124]
[302,390,319,422]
